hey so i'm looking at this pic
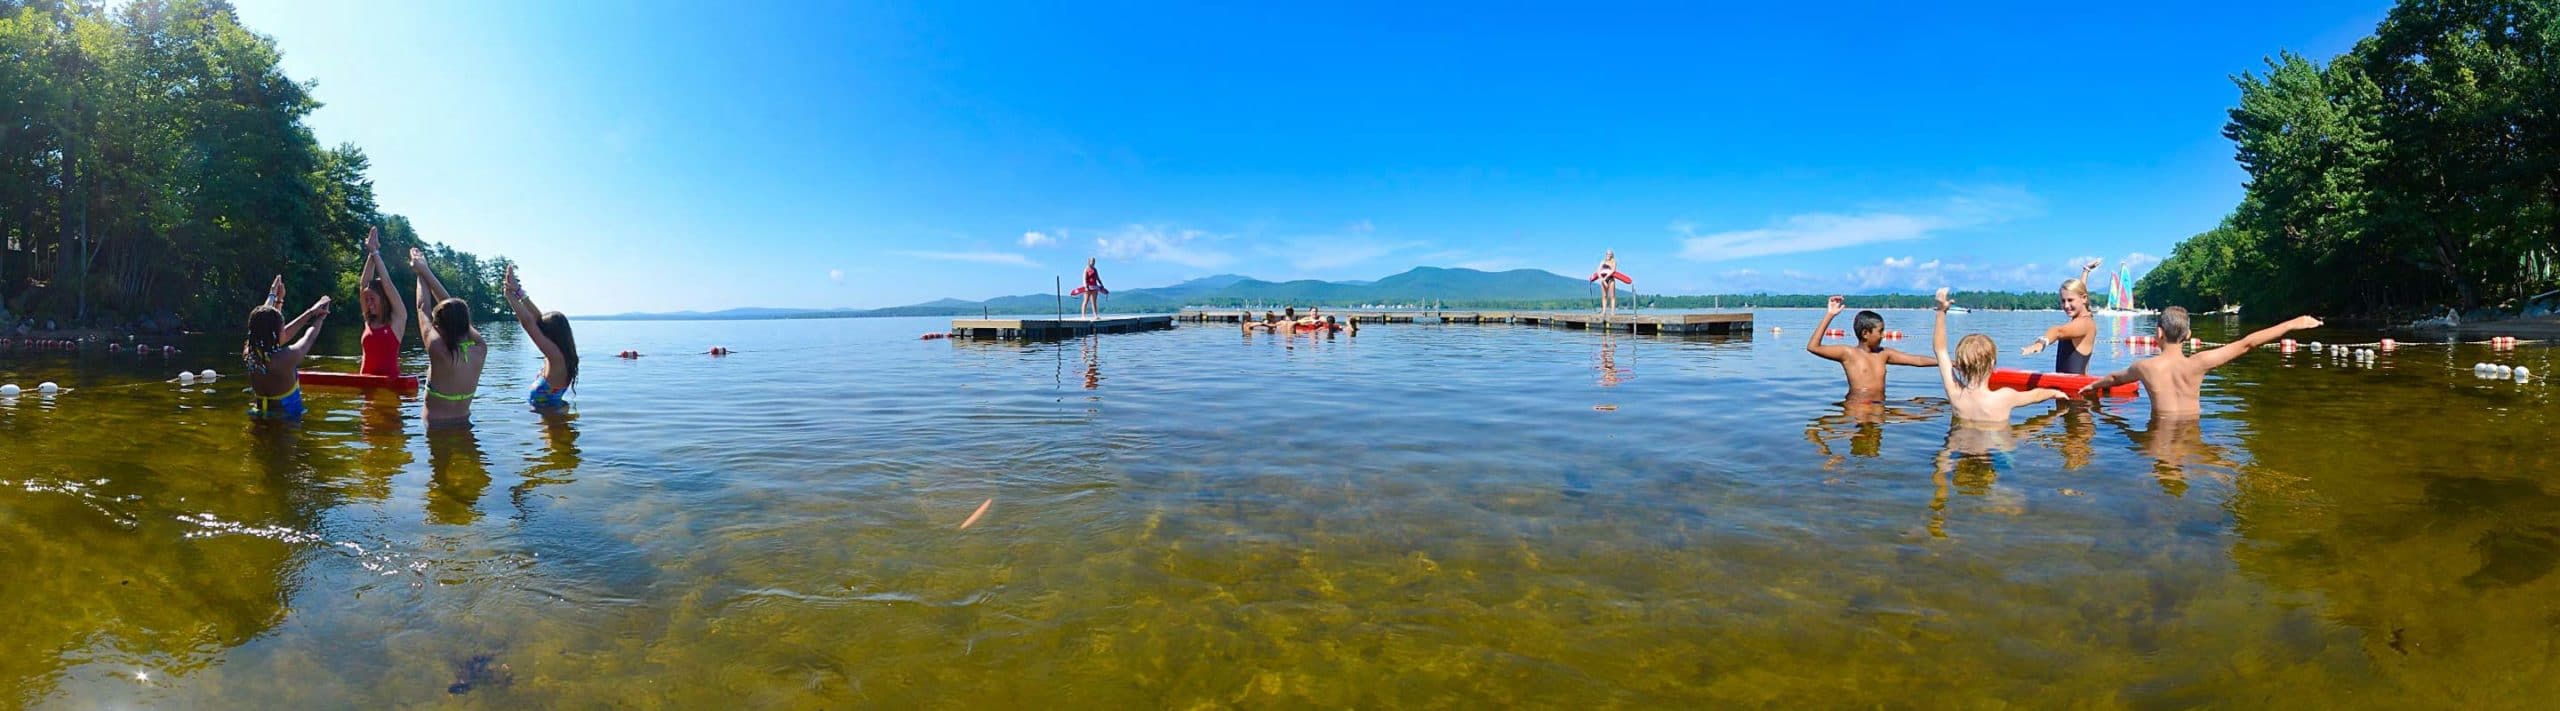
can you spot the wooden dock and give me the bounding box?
[1175,309,1754,335]
[950,314,1176,340]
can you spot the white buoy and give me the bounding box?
[36,382,58,395]
[198,369,218,381]
[2516,366,2532,382]
[2310,341,2323,350]
[177,372,196,384]
[0,384,17,397]
[2496,365,2514,378]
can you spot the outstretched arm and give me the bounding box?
[2003,387,2066,409]
[1884,349,1938,368]
[2193,315,2324,371]
[1806,296,1849,361]
[2024,319,2093,355]
[2077,366,2136,399]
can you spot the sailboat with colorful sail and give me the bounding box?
[2092,267,2157,317]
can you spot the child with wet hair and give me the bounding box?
[1932,288,2063,424]
[1806,296,1936,402]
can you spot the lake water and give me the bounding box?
[3,310,2556,707]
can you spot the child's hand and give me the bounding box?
[1825,296,1845,317]
[2020,340,2045,356]
[2075,381,2101,399]
[2286,315,2324,330]
[314,296,333,316]
[2084,258,2102,272]
[1934,288,1952,311]
[365,226,380,253]
[269,275,285,300]
[409,248,427,268]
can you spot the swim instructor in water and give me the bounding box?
[2021,259,2103,374]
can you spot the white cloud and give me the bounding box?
[895,250,1042,268]
[2122,251,2161,273]
[827,268,845,284]
[1675,188,2038,262]
[1095,225,1234,269]
[1846,256,2057,293]
[1020,231,1058,248]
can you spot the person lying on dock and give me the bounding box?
[1933,288,2064,424]
[2075,307,2323,418]
[1806,296,1935,402]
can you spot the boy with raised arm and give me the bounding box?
[2075,307,2323,417]
[1932,288,2063,423]
[1806,295,1936,402]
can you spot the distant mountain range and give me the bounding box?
[583,267,1610,320]
[582,266,2070,320]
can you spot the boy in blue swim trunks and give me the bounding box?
[244,275,334,419]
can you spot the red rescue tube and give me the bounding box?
[1987,369,2137,398]
[297,371,420,395]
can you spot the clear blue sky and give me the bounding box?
[231,0,2389,315]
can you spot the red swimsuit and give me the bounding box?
[359,325,401,377]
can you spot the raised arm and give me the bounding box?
[1806,295,1849,361]
[366,227,408,336]
[2077,258,2101,287]
[1931,288,1960,393]
[409,248,451,346]
[2193,315,2324,371]
[282,297,332,360]
[503,265,565,362]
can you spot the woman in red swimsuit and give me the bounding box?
[355,226,409,377]
[1071,258,1109,317]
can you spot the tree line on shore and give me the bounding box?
[2142,0,2557,320]
[0,0,508,333]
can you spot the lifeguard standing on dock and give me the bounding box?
[1590,250,1633,318]
[1073,258,1109,318]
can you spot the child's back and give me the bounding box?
[1931,289,2061,422]
[2079,308,2323,418]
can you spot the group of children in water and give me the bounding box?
[1805,259,2325,427]
[243,227,579,426]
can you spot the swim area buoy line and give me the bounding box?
[1988,369,2138,398]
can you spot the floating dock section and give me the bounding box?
[1176,310,1754,335]
[950,315,1176,340]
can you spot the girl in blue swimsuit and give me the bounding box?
[504,265,579,410]
[243,275,334,419]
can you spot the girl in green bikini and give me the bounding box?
[411,248,486,426]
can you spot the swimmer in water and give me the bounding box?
[503,264,578,411]
[411,248,487,428]
[244,275,333,419]
[2020,259,2103,374]
[1933,288,2064,425]
[1806,296,1936,402]
[354,226,409,377]
[2075,307,2324,419]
